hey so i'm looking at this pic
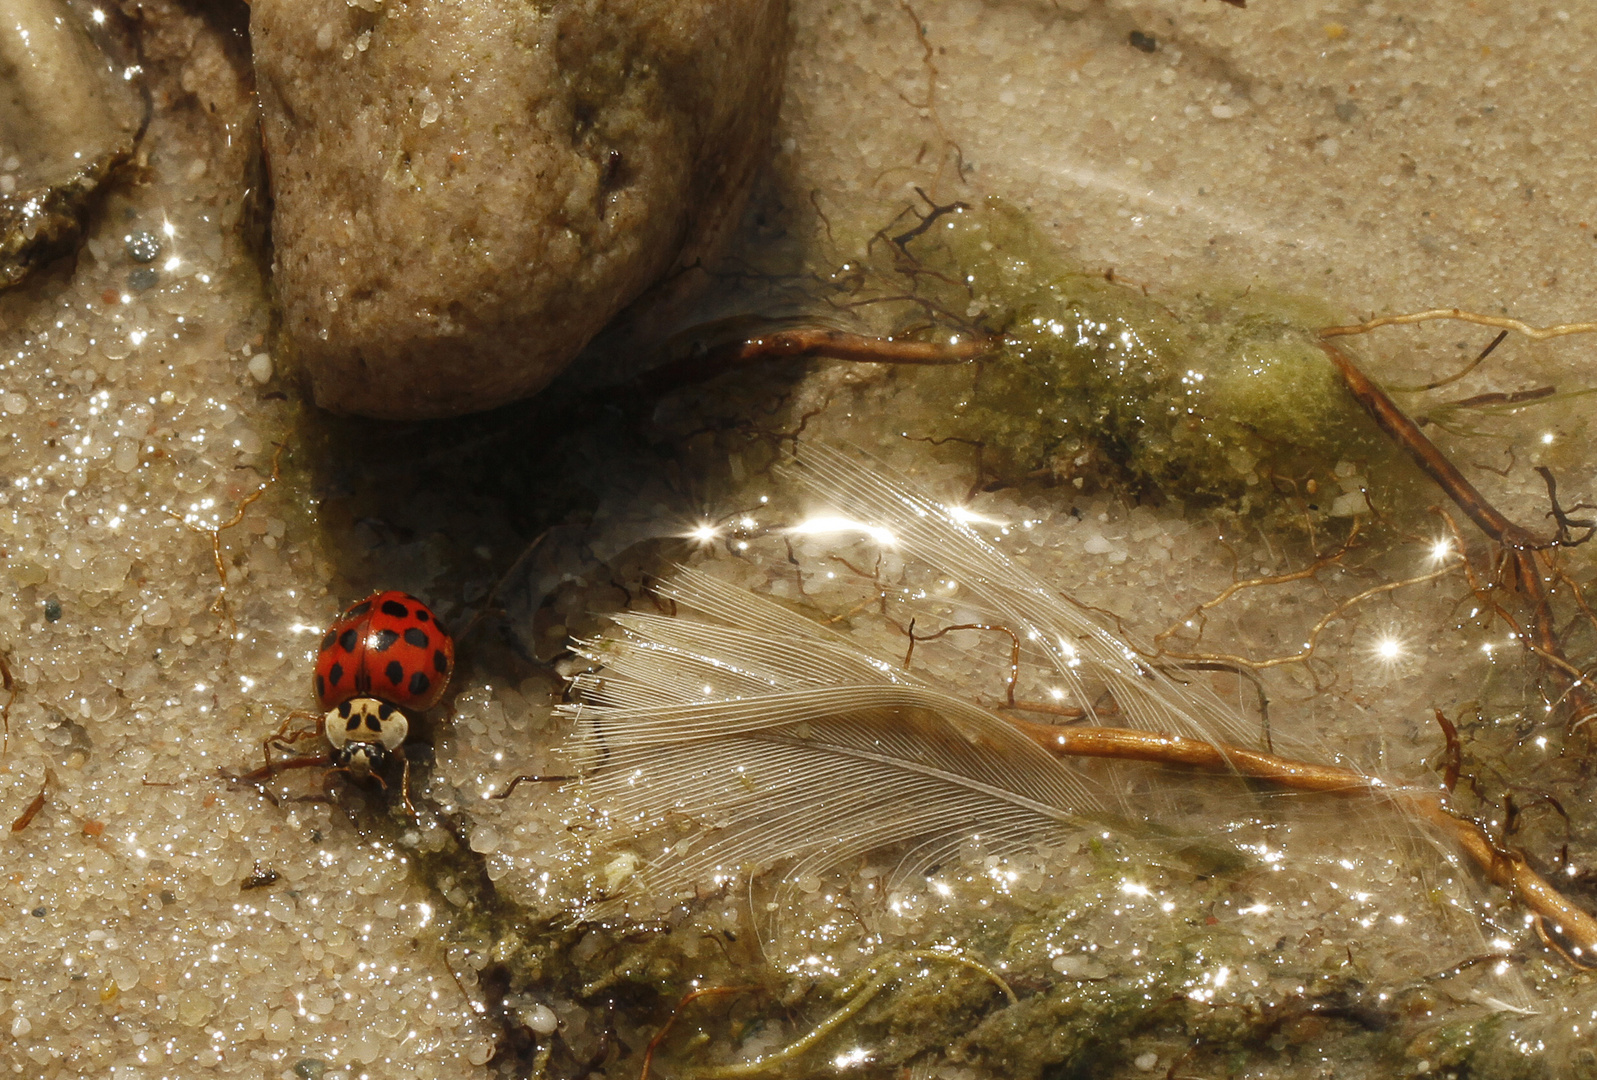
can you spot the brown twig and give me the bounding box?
[0,652,13,760]
[1316,335,1597,727]
[637,329,995,398]
[1317,340,1533,547]
[1008,718,1597,960]
[10,769,51,832]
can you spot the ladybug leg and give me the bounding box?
[261,710,325,776]
[225,752,332,785]
[396,749,417,819]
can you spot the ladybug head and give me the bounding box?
[331,738,391,779]
[324,697,409,780]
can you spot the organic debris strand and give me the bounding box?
[1010,718,1597,959]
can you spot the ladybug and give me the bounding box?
[312,590,455,798]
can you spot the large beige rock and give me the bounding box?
[253,0,788,418]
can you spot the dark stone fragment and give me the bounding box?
[126,266,159,291]
[43,598,61,621]
[1129,30,1157,52]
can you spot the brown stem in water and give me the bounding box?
[1317,336,1597,727]
[1008,717,1597,959]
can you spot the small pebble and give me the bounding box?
[43,598,62,622]
[127,266,160,291]
[525,1003,558,1035]
[247,353,273,384]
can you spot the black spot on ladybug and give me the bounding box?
[321,630,336,651]
[329,661,345,687]
[364,714,382,732]
[372,628,400,652]
[433,649,449,673]
[338,700,351,718]
[346,716,362,733]
[414,608,430,623]
[339,628,358,652]
[315,674,326,700]
[409,672,431,697]
[346,600,372,618]
[404,627,428,648]
[378,703,395,720]
[386,660,404,685]
[381,599,409,618]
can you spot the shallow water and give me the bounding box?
[3,3,1597,1078]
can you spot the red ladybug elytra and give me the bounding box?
[312,590,455,783]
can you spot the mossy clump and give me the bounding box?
[857,199,1416,525]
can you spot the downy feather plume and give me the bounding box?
[559,445,1368,916]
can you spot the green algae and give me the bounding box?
[845,199,1424,527]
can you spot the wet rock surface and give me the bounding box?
[253,0,789,419]
[0,0,145,288]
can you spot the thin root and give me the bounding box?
[904,620,1020,706]
[1321,308,1597,343]
[166,441,287,631]
[490,774,575,800]
[639,985,761,1080]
